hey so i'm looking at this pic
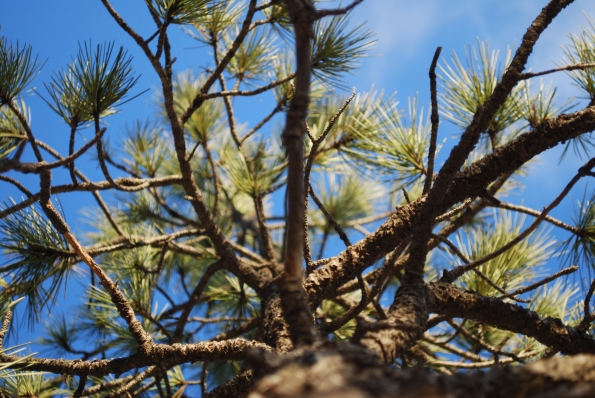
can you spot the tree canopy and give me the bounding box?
[3,0,595,397]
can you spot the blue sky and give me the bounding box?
[3,0,595,369]
[4,0,595,201]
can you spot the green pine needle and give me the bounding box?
[0,201,73,323]
[311,15,375,85]
[0,37,43,102]
[0,99,28,160]
[561,188,595,272]
[146,0,224,25]
[561,12,595,102]
[439,40,524,143]
[71,41,140,118]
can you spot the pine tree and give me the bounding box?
[2,0,595,396]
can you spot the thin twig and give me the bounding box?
[240,95,288,143]
[519,62,595,80]
[72,375,88,398]
[173,261,224,342]
[433,234,529,303]
[423,334,485,362]
[202,139,221,216]
[303,95,354,269]
[308,184,351,247]
[447,320,526,363]
[212,38,275,262]
[427,354,536,369]
[345,211,394,227]
[498,266,578,301]
[325,241,410,331]
[401,187,410,204]
[82,374,136,395]
[179,0,259,124]
[212,317,260,341]
[0,175,32,197]
[0,132,102,175]
[314,0,364,19]
[494,201,579,234]
[105,366,159,398]
[162,367,173,397]
[200,74,297,102]
[423,46,442,195]
[353,224,371,235]
[68,122,79,184]
[435,197,475,222]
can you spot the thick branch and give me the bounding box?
[277,0,318,347]
[304,105,595,306]
[249,344,595,398]
[429,281,595,355]
[0,339,270,378]
[404,0,575,279]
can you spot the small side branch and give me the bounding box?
[303,93,355,269]
[241,95,288,143]
[423,46,442,195]
[308,184,351,247]
[519,62,595,80]
[498,265,578,301]
[314,0,364,19]
[201,74,296,101]
[494,201,579,234]
[173,260,224,342]
[433,234,529,303]
[72,375,88,398]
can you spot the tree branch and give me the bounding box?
[276,0,319,347]
[423,46,442,195]
[429,281,595,355]
[304,105,595,306]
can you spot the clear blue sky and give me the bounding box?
[3,0,595,374]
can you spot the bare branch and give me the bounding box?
[494,201,579,234]
[314,0,365,19]
[498,265,578,301]
[519,62,595,80]
[430,281,595,355]
[0,339,271,377]
[423,46,442,195]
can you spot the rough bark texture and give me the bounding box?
[205,371,254,398]
[428,282,595,355]
[277,0,319,347]
[261,284,294,353]
[248,346,595,398]
[357,281,430,363]
[6,1,595,396]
